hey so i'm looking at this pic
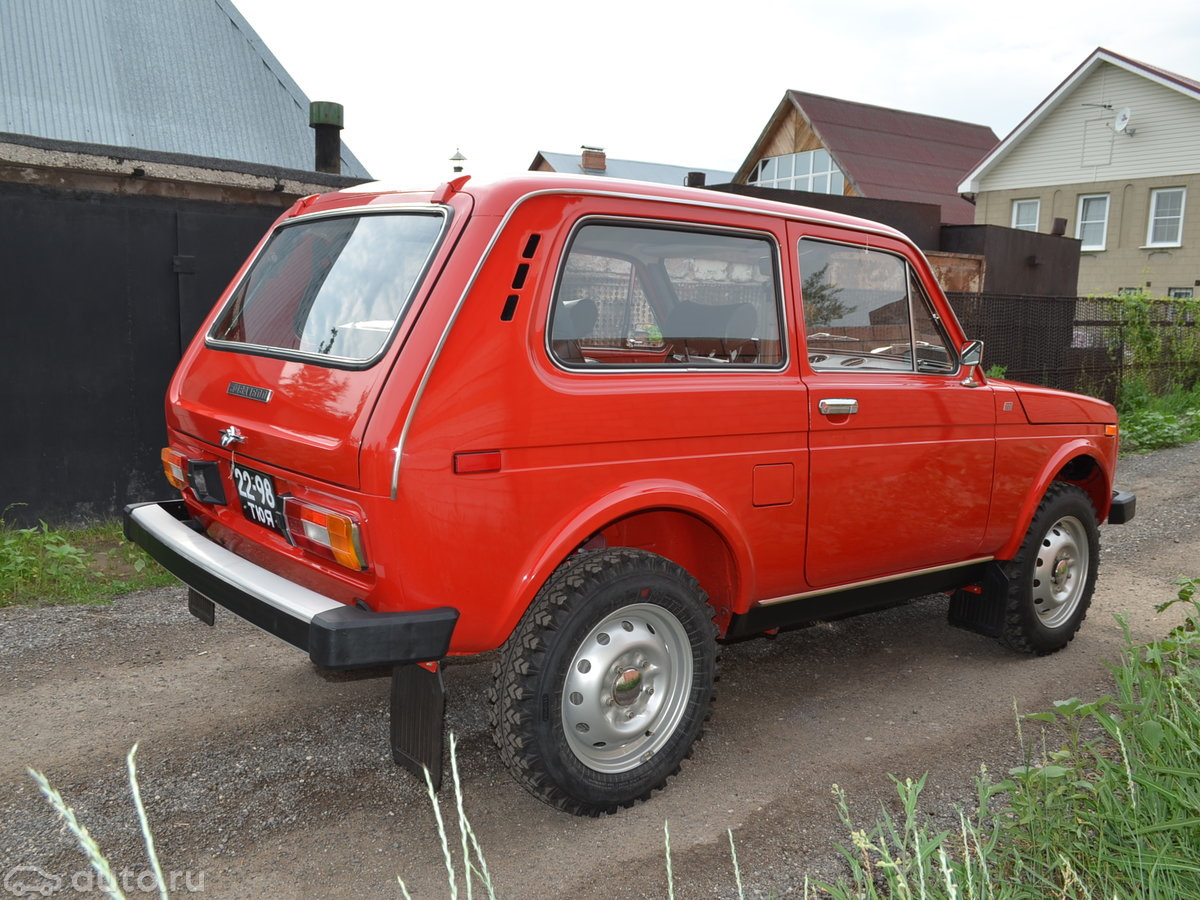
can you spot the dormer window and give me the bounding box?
[749,149,845,194]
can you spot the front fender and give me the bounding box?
[994,437,1115,560]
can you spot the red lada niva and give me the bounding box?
[126,173,1135,815]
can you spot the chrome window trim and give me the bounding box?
[205,205,450,371]
[544,215,790,375]
[756,557,995,607]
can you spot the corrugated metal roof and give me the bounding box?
[0,0,370,177]
[533,151,733,186]
[788,91,997,225]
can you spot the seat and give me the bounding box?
[663,301,759,362]
[551,297,598,364]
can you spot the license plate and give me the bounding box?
[231,462,286,536]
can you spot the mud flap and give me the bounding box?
[390,662,446,791]
[948,563,1011,638]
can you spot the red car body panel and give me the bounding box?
[151,174,1123,656]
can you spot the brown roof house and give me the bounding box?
[959,48,1200,297]
[733,91,998,225]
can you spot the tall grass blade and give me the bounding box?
[28,767,126,900]
[664,820,674,900]
[727,828,744,900]
[126,744,168,900]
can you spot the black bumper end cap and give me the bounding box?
[309,605,458,670]
[1108,489,1136,525]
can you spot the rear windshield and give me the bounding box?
[209,211,445,364]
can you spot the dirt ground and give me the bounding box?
[2,442,1196,899]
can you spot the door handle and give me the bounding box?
[818,398,859,415]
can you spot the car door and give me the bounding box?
[790,228,996,588]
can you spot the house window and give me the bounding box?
[1168,287,1194,299]
[1011,199,1040,231]
[1147,188,1186,247]
[1076,194,1109,251]
[749,149,845,194]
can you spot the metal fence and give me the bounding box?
[946,293,1200,404]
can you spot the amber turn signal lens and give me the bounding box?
[161,448,189,491]
[283,498,367,570]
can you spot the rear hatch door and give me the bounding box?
[170,204,454,488]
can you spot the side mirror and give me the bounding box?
[959,340,984,368]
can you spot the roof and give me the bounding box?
[0,0,370,178]
[530,151,734,186]
[958,47,1200,193]
[334,172,910,244]
[736,91,998,225]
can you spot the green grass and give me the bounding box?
[816,577,1200,899]
[1117,382,1200,453]
[0,506,175,607]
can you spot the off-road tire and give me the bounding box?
[486,548,717,816]
[1000,481,1100,655]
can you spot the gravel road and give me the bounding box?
[2,442,1196,899]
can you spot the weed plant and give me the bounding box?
[817,577,1200,899]
[0,505,174,606]
[1116,380,1200,452]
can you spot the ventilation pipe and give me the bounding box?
[310,101,344,174]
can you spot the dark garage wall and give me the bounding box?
[0,182,280,523]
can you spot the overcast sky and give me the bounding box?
[233,0,1200,186]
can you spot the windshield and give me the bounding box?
[209,211,445,364]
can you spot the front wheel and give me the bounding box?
[1000,482,1100,655]
[488,548,717,816]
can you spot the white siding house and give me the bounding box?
[959,48,1200,297]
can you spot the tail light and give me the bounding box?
[283,498,368,571]
[161,448,188,491]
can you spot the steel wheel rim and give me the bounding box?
[1032,515,1089,628]
[562,602,693,773]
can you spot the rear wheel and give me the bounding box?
[1000,482,1099,655]
[488,548,717,816]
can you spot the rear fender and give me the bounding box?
[499,481,751,643]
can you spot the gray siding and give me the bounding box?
[983,64,1200,191]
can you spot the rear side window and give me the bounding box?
[798,238,955,374]
[549,222,784,368]
[210,212,445,365]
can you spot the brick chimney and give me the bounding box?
[580,145,606,172]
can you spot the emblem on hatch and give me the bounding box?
[219,425,245,448]
[227,381,273,403]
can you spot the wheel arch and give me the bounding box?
[995,441,1112,560]
[501,481,752,644]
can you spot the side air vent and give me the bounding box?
[502,234,542,322]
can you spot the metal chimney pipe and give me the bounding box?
[309,101,344,174]
[685,171,706,187]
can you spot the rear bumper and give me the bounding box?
[1108,489,1136,525]
[123,500,457,669]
